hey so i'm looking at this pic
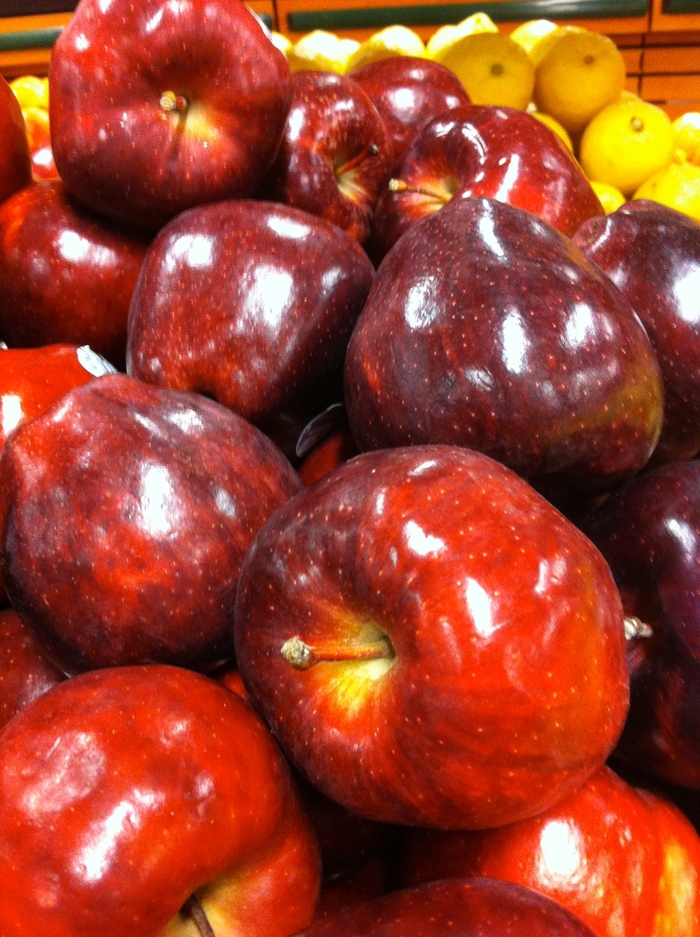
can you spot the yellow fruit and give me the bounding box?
[534,29,626,134]
[426,12,498,61]
[287,30,359,73]
[672,111,700,164]
[579,96,675,197]
[433,32,535,111]
[633,158,700,222]
[344,25,425,72]
[9,74,49,110]
[270,31,293,56]
[509,19,562,66]
[589,180,626,214]
[531,111,574,151]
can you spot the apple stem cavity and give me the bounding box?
[335,144,380,179]
[181,894,216,937]
[160,90,188,114]
[281,634,395,670]
[624,616,653,640]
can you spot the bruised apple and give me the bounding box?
[234,445,630,830]
[0,664,321,937]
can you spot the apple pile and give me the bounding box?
[1,0,700,935]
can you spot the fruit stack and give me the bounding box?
[1,2,700,936]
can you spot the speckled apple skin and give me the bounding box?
[345,196,663,502]
[49,0,292,231]
[234,445,629,830]
[0,608,65,729]
[371,105,603,258]
[293,877,599,937]
[0,665,321,937]
[580,460,700,791]
[574,200,700,465]
[398,764,700,936]
[0,373,301,675]
[0,182,149,370]
[127,200,374,459]
[260,71,394,244]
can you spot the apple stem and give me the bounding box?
[335,143,380,178]
[388,178,451,204]
[182,895,216,937]
[281,634,394,670]
[160,90,188,114]
[624,616,653,640]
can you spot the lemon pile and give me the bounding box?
[276,15,700,222]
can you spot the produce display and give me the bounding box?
[1,0,700,935]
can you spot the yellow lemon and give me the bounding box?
[426,12,498,60]
[509,19,563,66]
[672,111,700,164]
[531,111,574,151]
[270,31,293,56]
[344,25,425,72]
[287,30,360,73]
[633,158,700,222]
[433,32,535,111]
[579,96,675,197]
[10,74,49,110]
[534,29,626,134]
[590,180,626,214]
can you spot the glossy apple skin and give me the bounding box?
[0,181,150,370]
[347,56,470,162]
[372,105,603,259]
[0,607,65,729]
[127,199,374,460]
[234,445,629,830]
[294,878,598,937]
[49,0,291,230]
[0,664,321,937]
[397,765,700,937]
[0,373,302,675]
[579,460,700,790]
[260,71,394,244]
[345,196,663,504]
[573,200,700,464]
[0,76,31,205]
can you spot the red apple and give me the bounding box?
[0,373,302,675]
[573,200,700,464]
[344,196,663,506]
[49,0,292,230]
[260,70,394,244]
[126,199,374,460]
[293,878,599,936]
[0,75,31,205]
[371,105,603,259]
[0,181,150,370]
[234,444,630,830]
[397,764,700,937]
[0,607,65,729]
[0,664,321,937]
[347,56,470,162]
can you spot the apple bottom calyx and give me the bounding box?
[181,895,215,937]
[281,633,395,670]
[160,90,188,114]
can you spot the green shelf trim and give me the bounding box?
[0,26,63,51]
[663,0,700,12]
[287,0,648,31]
[259,11,274,27]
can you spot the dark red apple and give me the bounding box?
[0,181,150,370]
[260,70,394,244]
[49,0,292,230]
[345,196,663,505]
[234,444,629,830]
[127,199,374,460]
[371,105,603,259]
[579,459,700,790]
[293,878,599,936]
[347,56,470,162]
[0,373,302,675]
[0,664,321,937]
[573,200,700,465]
[0,607,65,729]
[397,764,700,937]
[0,76,31,205]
